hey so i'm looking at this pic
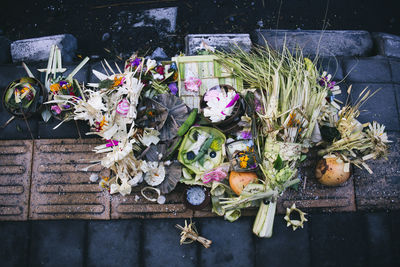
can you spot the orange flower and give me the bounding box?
[113,76,123,87]
[239,155,249,168]
[240,160,248,168]
[50,83,61,92]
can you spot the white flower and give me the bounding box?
[119,181,132,196]
[146,59,157,72]
[203,90,238,123]
[140,128,160,146]
[109,180,132,196]
[144,162,166,186]
[152,73,164,80]
[89,174,99,182]
[128,172,143,187]
[101,142,133,168]
[110,184,119,194]
[87,91,107,111]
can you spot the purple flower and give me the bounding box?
[249,163,257,169]
[319,76,336,90]
[240,130,252,139]
[63,104,71,109]
[168,82,178,95]
[132,58,141,66]
[59,81,68,87]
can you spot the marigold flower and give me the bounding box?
[50,83,61,92]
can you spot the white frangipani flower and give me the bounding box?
[143,162,166,186]
[140,128,160,146]
[203,90,238,123]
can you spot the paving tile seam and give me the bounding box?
[27,140,34,221]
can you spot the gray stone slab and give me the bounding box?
[151,47,168,60]
[350,83,399,131]
[317,57,344,81]
[29,221,85,267]
[143,219,197,267]
[373,32,400,58]
[0,36,11,64]
[343,57,392,83]
[134,7,177,33]
[0,222,29,266]
[253,30,373,57]
[199,217,254,267]
[365,212,394,266]
[186,34,252,56]
[309,213,368,267]
[87,220,141,267]
[354,132,400,210]
[255,215,310,267]
[11,34,77,63]
[390,59,400,84]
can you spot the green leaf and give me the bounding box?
[300,154,307,162]
[273,154,283,170]
[98,79,114,89]
[291,182,299,191]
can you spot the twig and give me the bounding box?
[75,120,82,139]
[20,109,34,140]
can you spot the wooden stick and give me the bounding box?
[74,120,82,139]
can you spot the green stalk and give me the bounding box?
[253,200,277,238]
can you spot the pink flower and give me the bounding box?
[203,90,221,102]
[116,99,130,116]
[202,168,227,183]
[51,105,62,114]
[105,140,119,147]
[184,77,202,92]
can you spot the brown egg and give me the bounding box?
[315,157,351,186]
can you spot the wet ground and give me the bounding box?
[1,0,399,58]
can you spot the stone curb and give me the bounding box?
[185,34,252,55]
[11,34,77,63]
[372,32,400,59]
[252,29,373,57]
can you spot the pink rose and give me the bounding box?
[184,77,202,92]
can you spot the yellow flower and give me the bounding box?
[239,154,249,168]
[50,83,61,92]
